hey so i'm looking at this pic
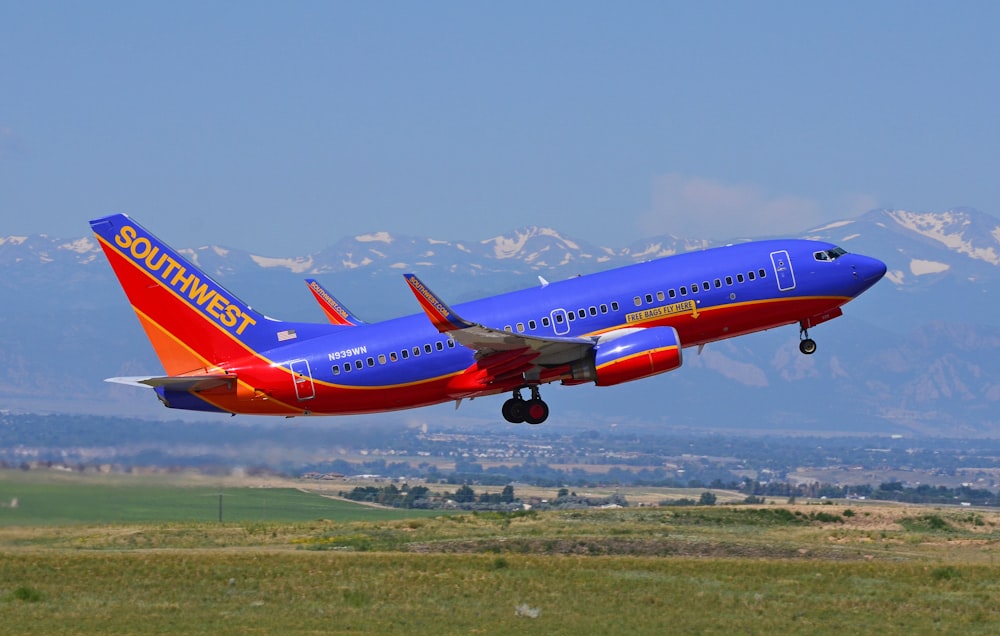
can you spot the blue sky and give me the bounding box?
[2,1,998,254]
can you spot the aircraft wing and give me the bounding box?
[403,274,594,367]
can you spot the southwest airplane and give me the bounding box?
[90,213,886,424]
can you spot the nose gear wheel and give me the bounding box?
[798,325,817,355]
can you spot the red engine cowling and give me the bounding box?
[566,327,683,387]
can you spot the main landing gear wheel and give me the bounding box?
[798,325,817,355]
[502,387,549,425]
[524,399,549,425]
[502,396,526,423]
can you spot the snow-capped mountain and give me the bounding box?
[804,207,1000,288]
[5,208,998,285]
[2,208,999,434]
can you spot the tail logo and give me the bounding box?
[112,224,258,335]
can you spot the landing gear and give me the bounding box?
[501,394,525,423]
[502,386,549,425]
[799,326,817,355]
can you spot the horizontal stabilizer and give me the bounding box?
[105,375,236,392]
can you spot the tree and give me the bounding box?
[376,483,400,505]
[402,485,429,507]
[698,491,717,505]
[501,485,515,503]
[453,484,476,503]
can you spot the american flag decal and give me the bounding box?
[277,329,297,342]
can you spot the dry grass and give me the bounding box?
[3,549,1000,634]
[3,470,1000,634]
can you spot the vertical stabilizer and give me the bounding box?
[90,214,274,375]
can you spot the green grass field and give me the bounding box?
[2,470,1000,634]
[0,470,441,525]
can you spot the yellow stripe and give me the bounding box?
[584,295,849,335]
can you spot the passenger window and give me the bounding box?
[578,309,586,319]
[424,344,432,354]
[611,301,620,311]
[516,322,524,332]
[504,325,512,333]
[542,316,551,327]
[355,360,363,370]
[656,291,664,302]
[690,284,698,294]
[367,357,375,367]
[344,363,352,373]
[555,314,564,324]
[378,354,386,364]
[758,268,766,278]
[702,281,710,291]
[435,341,444,351]
[447,339,455,348]
[748,271,756,281]
[528,320,537,329]
[390,352,398,362]
[600,304,608,314]
[568,312,575,321]
[737,273,745,283]
[714,278,721,288]
[401,349,409,359]
[633,296,641,307]
[726,276,733,286]
[668,289,676,299]
[589,306,597,316]
[645,293,653,304]
[680,287,688,296]
[412,346,420,356]
[332,366,340,376]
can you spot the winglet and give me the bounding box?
[403,274,474,333]
[305,279,365,326]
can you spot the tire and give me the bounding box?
[502,398,526,423]
[524,399,549,425]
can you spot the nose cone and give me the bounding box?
[864,255,888,282]
[853,254,887,294]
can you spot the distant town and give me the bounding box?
[4,413,1000,508]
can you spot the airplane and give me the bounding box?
[90,213,886,424]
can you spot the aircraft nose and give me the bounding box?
[852,254,887,292]
[862,255,887,282]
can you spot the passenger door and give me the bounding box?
[770,250,796,292]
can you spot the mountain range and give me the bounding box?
[2,208,999,436]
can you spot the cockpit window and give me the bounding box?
[814,247,847,261]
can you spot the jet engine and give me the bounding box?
[567,326,683,387]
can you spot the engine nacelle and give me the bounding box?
[567,326,683,387]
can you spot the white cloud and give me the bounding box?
[640,174,825,239]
